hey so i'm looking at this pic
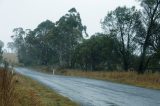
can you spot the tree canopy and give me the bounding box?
[11,4,160,73]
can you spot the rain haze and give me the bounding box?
[0,0,139,47]
[1,1,160,106]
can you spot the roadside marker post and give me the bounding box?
[53,69,55,75]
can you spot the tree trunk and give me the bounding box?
[59,51,63,67]
[138,0,160,73]
[138,22,152,74]
[123,58,129,71]
[138,51,146,74]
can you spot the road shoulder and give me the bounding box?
[14,74,78,106]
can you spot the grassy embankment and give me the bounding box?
[0,68,78,106]
[56,69,160,90]
[28,66,160,89]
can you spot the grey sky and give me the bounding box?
[0,0,139,47]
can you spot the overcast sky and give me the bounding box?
[0,0,140,48]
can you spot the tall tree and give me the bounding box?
[7,42,16,53]
[52,8,87,67]
[0,40,4,63]
[136,0,160,73]
[101,6,140,71]
[28,20,55,65]
[148,22,160,69]
[73,33,120,70]
[11,28,26,63]
[11,8,87,67]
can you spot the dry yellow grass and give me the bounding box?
[14,74,78,106]
[57,69,160,90]
[0,68,16,106]
[0,68,78,106]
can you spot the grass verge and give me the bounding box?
[0,68,15,106]
[56,69,160,90]
[14,74,78,106]
[1,67,78,106]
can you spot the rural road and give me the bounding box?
[15,67,160,106]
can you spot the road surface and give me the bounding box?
[15,67,160,106]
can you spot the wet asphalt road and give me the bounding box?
[15,67,160,106]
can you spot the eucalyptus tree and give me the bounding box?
[11,8,87,67]
[101,6,141,71]
[28,20,55,65]
[53,8,87,67]
[147,22,160,70]
[7,42,16,53]
[0,40,4,63]
[11,28,26,63]
[73,33,120,70]
[135,0,160,73]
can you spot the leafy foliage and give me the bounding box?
[11,4,160,72]
[135,0,160,73]
[101,6,141,70]
[73,33,121,70]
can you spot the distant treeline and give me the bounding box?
[8,0,160,73]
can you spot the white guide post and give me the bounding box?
[53,69,55,75]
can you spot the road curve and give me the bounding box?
[15,67,160,106]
